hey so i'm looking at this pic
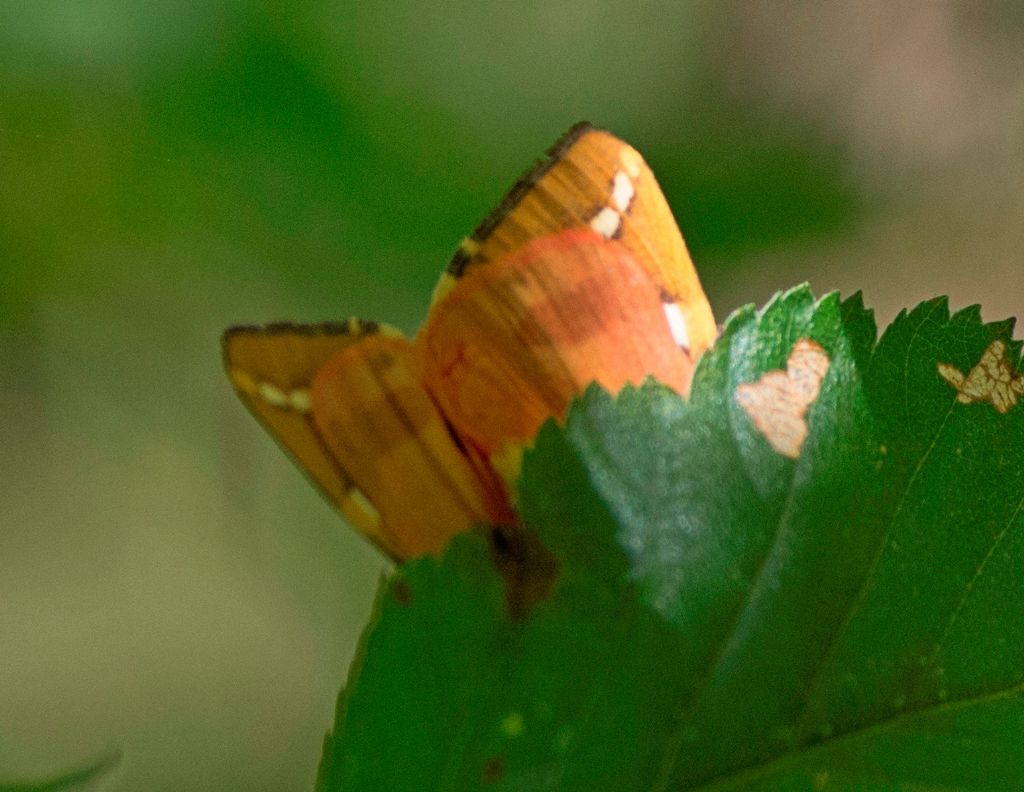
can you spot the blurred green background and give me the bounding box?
[1,3,1021,790]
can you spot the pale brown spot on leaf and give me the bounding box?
[735,338,830,458]
[938,339,1024,414]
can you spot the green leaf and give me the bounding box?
[0,752,121,792]
[319,287,1024,790]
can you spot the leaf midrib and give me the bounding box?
[650,437,803,790]
[652,322,813,791]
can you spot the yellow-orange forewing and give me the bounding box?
[223,320,386,541]
[224,321,509,559]
[421,228,693,484]
[434,122,717,365]
[310,333,511,558]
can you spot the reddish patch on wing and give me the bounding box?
[420,229,694,460]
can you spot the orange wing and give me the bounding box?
[421,228,692,486]
[433,122,717,364]
[311,333,511,559]
[223,320,385,541]
[224,322,509,559]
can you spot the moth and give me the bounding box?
[223,123,717,560]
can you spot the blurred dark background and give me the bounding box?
[1,3,1021,790]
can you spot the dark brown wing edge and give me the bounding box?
[446,121,600,277]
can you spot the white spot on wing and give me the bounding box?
[347,487,381,527]
[289,388,312,412]
[589,206,621,239]
[379,323,405,339]
[619,147,642,179]
[663,303,691,350]
[611,170,635,213]
[241,376,313,413]
[229,369,257,396]
[258,381,289,407]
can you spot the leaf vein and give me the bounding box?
[687,680,1024,792]
[792,302,956,734]
[918,488,1024,688]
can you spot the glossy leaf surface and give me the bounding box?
[319,287,1024,791]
